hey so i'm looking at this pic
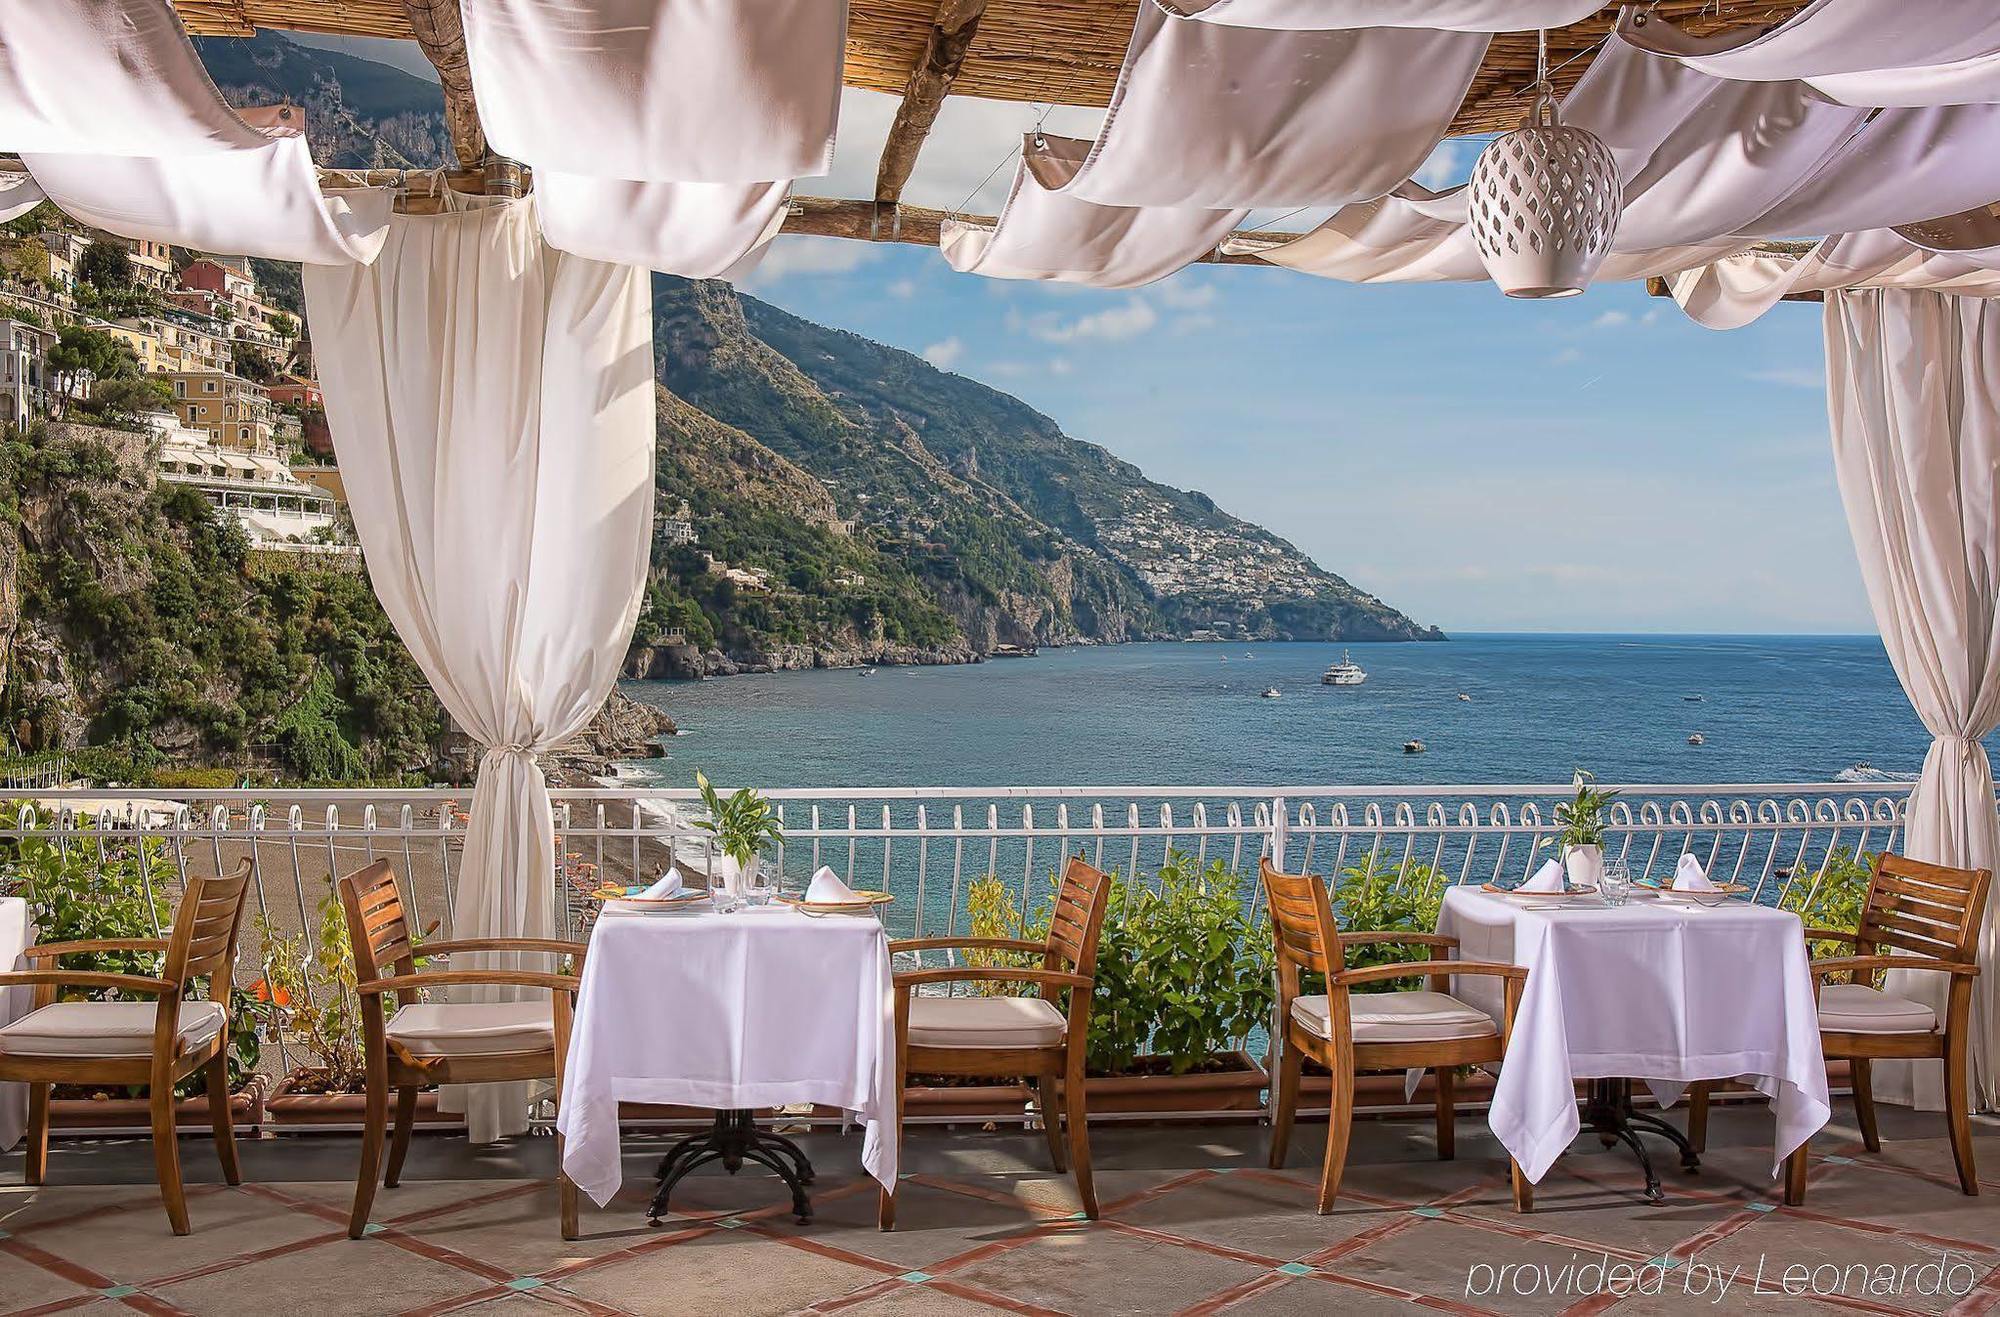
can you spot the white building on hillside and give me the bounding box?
[146,413,355,555]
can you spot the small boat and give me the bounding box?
[859,668,876,676]
[1261,687,1281,699]
[1403,739,1426,754]
[1687,732,1705,745]
[1320,650,1367,686]
[1457,692,1471,702]
[1684,694,1706,702]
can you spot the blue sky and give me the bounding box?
[737,216,1850,638]
[291,38,1859,637]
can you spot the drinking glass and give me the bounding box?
[1600,859,1632,908]
[745,864,776,907]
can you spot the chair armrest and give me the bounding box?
[893,967,1090,993]
[1337,959,1523,987]
[1802,929,1859,946]
[1810,956,1976,979]
[889,937,1047,956]
[0,970,174,995]
[1338,932,1460,950]
[25,939,169,962]
[420,938,588,959]
[358,970,579,997]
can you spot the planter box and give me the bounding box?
[266,1070,459,1129]
[905,1081,1031,1121]
[1084,1051,1268,1116]
[50,1076,266,1136]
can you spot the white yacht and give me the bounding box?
[1320,650,1367,686]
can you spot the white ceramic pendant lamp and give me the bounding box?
[1468,29,1621,297]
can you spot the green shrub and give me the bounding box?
[1327,855,1447,991]
[1781,848,1876,959]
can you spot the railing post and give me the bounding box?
[1267,795,1287,869]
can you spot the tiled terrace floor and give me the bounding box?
[0,1103,1993,1317]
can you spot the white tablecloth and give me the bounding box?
[0,898,33,1149]
[1439,887,1830,1184]
[556,907,897,1207]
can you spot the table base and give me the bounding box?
[648,1109,816,1225]
[1584,1079,1700,1203]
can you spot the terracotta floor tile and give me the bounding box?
[1114,1171,1388,1263]
[26,1185,337,1286]
[756,1180,1047,1272]
[1329,1215,1637,1316]
[400,1187,653,1278]
[1690,1212,1993,1316]
[550,1230,885,1316]
[0,1184,169,1234]
[150,1232,490,1317]
[827,1280,1020,1315]
[945,1222,1266,1315]
[0,1246,96,1311]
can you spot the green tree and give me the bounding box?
[267,311,298,340]
[0,237,49,287]
[76,239,133,291]
[83,374,174,427]
[45,325,137,418]
[230,342,276,383]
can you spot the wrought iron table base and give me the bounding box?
[1584,1078,1700,1203]
[648,1109,816,1225]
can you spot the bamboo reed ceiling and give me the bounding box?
[173,1,1807,137]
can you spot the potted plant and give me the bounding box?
[0,811,267,1132]
[1552,769,1616,889]
[260,887,454,1128]
[896,875,1043,1119]
[693,770,784,898]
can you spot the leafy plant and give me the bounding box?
[1553,769,1617,849]
[693,770,784,870]
[964,853,1272,1076]
[1781,848,1876,959]
[963,875,1042,995]
[254,888,366,1090]
[1328,856,1447,992]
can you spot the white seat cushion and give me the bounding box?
[386,1001,555,1057]
[907,996,1067,1049]
[1817,983,1938,1035]
[1292,990,1498,1044]
[0,1000,226,1058]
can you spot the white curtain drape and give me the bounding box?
[0,0,390,263]
[1157,0,1598,30]
[1823,288,2000,1112]
[1668,232,2000,330]
[1622,1,2000,106]
[302,194,656,1140]
[0,174,44,225]
[458,0,846,274]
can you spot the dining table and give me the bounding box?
[555,901,898,1223]
[1438,884,1830,1202]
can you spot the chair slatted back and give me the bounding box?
[338,860,416,984]
[1858,853,1991,965]
[1260,858,1336,983]
[1043,856,1114,979]
[164,858,253,996]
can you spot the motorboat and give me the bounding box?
[1320,650,1367,686]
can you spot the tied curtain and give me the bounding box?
[303,193,655,1140]
[1823,288,2000,1111]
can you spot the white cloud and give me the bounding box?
[1157,280,1218,310]
[1048,358,1074,376]
[1413,139,1466,190]
[1590,310,1631,330]
[735,235,880,290]
[1026,299,1159,343]
[922,336,966,370]
[1550,346,1582,366]
[1745,367,1824,390]
[887,278,918,299]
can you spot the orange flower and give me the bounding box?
[250,978,292,1008]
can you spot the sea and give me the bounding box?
[611,633,1947,791]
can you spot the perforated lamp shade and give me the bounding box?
[1468,103,1621,298]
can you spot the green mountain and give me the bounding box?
[182,32,1439,677]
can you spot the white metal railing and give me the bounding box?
[0,782,1915,1091]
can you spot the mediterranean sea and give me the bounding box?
[614,634,1948,790]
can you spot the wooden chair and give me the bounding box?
[1261,858,1532,1214]
[0,859,254,1235]
[337,860,590,1239]
[878,854,1114,1230]
[1689,852,1988,1196]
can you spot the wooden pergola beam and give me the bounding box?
[874,0,989,207]
[399,0,486,170]
[781,197,1283,266]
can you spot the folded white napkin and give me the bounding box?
[806,865,857,903]
[1673,854,1716,891]
[639,867,684,899]
[1519,859,1565,893]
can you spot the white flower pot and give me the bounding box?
[710,854,751,898]
[1563,844,1604,889]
